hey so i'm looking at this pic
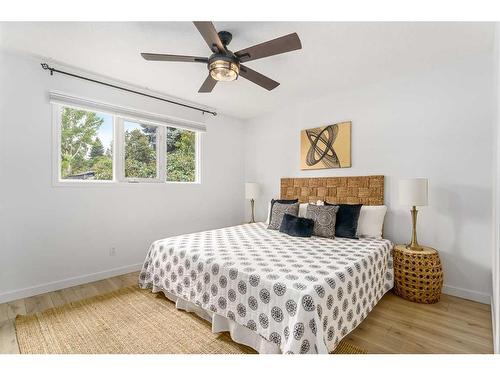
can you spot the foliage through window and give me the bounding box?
[124,122,158,179]
[166,127,196,182]
[60,107,113,181]
[56,105,199,184]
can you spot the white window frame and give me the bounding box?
[52,102,202,186]
[165,126,201,184]
[118,117,163,183]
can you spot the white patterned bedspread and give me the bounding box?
[139,222,394,354]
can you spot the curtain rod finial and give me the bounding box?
[41,63,54,75]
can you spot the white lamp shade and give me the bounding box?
[245,183,259,200]
[399,178,428,206]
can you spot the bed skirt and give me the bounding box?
[154,286,281,354]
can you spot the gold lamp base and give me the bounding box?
[406,205,424,251]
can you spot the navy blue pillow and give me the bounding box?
[325,202,363,239]
[279,213,314,237]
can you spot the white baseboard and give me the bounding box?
[0,263,143,304]
[442,284,491,304]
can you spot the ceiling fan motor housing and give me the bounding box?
[207,52,239,67]
[208,30,239,72]
[218,31,233,46]
[207,32,240,81]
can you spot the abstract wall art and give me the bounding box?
[300,121,351,170]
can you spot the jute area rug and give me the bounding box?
[15,286,367,354]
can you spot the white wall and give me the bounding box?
[244,54,494,303]
[0,50,246,302]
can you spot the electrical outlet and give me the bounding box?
[109,247,117,256]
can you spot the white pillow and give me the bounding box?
[356,205,387,239]
[265,202,272,225]
[298,203,309,218]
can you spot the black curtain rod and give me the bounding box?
[40,63,217,116]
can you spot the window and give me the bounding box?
[54,103,201,185]
[166,127,197,183]
[124,121,159,180]
[59,106,113,181]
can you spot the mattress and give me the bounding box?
[139,222,394,354]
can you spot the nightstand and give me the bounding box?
[392,244,444,304]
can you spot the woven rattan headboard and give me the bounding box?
[280,176,384,205]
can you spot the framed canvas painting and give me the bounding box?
[300,121,351,170]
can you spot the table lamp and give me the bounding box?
[399,178,428,251]
[245,182,259,223]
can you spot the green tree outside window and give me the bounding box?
[60,107,112,180]
[166,127,196,182]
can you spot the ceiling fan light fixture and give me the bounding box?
[209,60,239,81]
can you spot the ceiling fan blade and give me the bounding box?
[198,75,217,93]
[235,33,302,63]
[141,53,208,63]
[239,65,280,91]
[193,21,225,53]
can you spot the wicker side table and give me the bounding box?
[392,244,444,304]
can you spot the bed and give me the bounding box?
[138,176,394,354]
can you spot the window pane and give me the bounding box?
[60,106,113,181]
[124,121,158,179]
[166,127,196,182]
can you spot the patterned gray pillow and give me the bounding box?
[267,202,299,230]
[306,204,339,238]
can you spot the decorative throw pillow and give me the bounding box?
[279,214,314,237]
[325,202,363,239]
[356,205,387,239]
[266,199,299,224]
[267,202,299,230]
[298,203,309,218]
[305,204,339,238]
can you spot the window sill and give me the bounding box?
[52,180,201,187]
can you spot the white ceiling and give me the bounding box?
[0,22,494,119]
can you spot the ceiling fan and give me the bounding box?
[141,22,302,93]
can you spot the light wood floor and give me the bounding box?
[0,271,493,354]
